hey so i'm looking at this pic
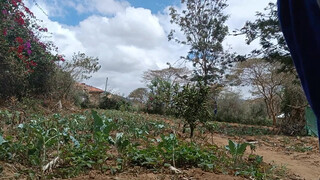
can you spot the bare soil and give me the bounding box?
[211,134,320,180]
[70,168,245,180]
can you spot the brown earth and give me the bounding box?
[211,134,320,180]
[70,168,245,180]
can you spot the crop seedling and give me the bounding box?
[225,140,248,167]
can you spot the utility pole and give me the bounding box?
[105,77,108,93]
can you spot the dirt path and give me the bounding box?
[212,134,320,180]
[71,169,245,180]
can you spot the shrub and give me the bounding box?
[172,82,211,138]
[0,0,64,99]
[99,93,131,111]
[279,82,308,135]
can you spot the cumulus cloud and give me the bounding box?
[27,2,189,95]
[26,0,276,96]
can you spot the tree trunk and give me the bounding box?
[182,123,187,133]
[190,123,195,138]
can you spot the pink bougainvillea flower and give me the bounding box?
[57,55,65,61]
[18,54,24,60]
[3,29,7,36]
[1,10,7,15]
[39,27,48,32]
[29,61,37,67]
[15,16,25,25]
[18,12,25,17]
[15,37,23,44]
[17,45,24,53]
[27,49,32,55]
[25,41,31,48]
[11,0,17,7]
[24,7,33,16]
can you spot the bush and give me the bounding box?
[0,0,65,100]
[99,93,132,111]
[172,82,211,138]
[279,82,307,135]
[215,91,271,126]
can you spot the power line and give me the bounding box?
[32,0,48,17]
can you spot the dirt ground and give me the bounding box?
[211,134,320,180]
[71,169,245,180]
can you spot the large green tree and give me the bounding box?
[236,2,293,72]
[169,0,230,85]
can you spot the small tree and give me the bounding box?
[146,78,179,115]
[143,67,189,115]
[63,52,101,81]
[142,67,190,85]
[60,52,101,100]
[279,78,308,135]
[169,0,230,85]
[128,88,148,104]
[128,88,149,111]
[172,81,211,138]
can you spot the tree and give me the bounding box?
[232,59,290,126]
[279,78,308,135]
[128,88,148,104]
[63,52,101,81]
[143,67,190,115]
[146,78,179,115]
[142,67,190,85]
[236,2,293,72]
[215,90,247,123]
[172,81,211,138]
[169,0,230,85]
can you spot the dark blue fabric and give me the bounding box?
[278,0,320,146]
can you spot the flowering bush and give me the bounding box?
[0,0,64,98]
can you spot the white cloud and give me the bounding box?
[28,2,189,95]
[223,0,277,55]
[26,0,276,96]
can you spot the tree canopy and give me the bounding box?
[169,0,231,85]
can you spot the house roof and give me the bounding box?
[76,83,104,93]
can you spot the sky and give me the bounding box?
[25,0,276,96]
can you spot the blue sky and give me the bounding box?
[43,0,180,26]
[128,0,180,13]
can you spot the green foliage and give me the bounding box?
[169,0,230,85]
[172,82,211,137]
[215,91,247,123]
[99,92,132,111]
[146,78,178,115]
[0,109,284,179]
[279,82,307,135]
[62,52,101,81]
[0,0,64,99]
[215,91,271,126]
[237,2,293,72]
[128,133,216,169]
[226,140,248,166]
